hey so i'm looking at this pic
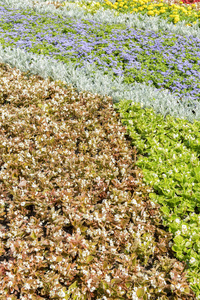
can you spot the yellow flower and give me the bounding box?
[147,10,154,16]
[181,7,187,14]
[108,1,113,5]
[139,7,144,11]
[174,15,180,22]
[187,6,192,11]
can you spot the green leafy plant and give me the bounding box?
[114,98,200,295]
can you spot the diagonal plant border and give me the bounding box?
[1,0,200,123]
[0,44,200,123]
[2,0,200,37]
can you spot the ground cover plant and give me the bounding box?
[0,0,200,298]
[113,100,200,296]
[1,2,200,104]
[46,0,200,15]
[163,0,200,8]
[73,0,200,26]
[181,0,200,4]
[0,62,196,299]
[46,0,200,293]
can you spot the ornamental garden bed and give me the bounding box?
[0,0,200,299]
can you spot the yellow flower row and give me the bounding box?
[102,0,200,25]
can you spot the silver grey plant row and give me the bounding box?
[0,0,200,123]
[1,43,200,123]
[2,0,200,38]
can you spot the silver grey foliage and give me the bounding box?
[2,0,200,37]
[0,0,200,122]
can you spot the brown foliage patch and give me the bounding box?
[0,63,196,299]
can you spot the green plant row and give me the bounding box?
[113,99,200,295]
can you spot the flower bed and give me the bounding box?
[0,62,196,299]
[70,0,200,25]
[181,0,200,4]
[0,0,200,299]
[0,3,200,103]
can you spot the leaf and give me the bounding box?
[131,253,137,266]
[101,281,109,290]
[103,261,108,269]
[125,282,131,288]
[80,225,88,233]
[68,281,78,291]
[143,294,148,300]
[184,286,191,294]
[111,278,122,286]
[86,255,94,263]
[160,205,170,216]
[172,245,180,253]
[136,287,145,297]
[174,235,184,245]
[193,166,200,181]
[56,256,63,262]
[30,231,37,240]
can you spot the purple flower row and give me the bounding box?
[0,3,200,101]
